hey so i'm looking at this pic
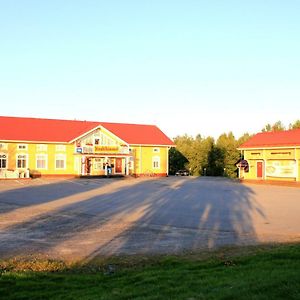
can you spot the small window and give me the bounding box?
[18,144,28,150]
[0,143,8,150]
[55,145,66,152]
[153,148,160,153]
[152,156,160,169]
[36,154,47,169]
[0,154,7,169]
[55,154,66,169]
[36,144,48,151]
[17,154,27,168]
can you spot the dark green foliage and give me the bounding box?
[170,119,300,178]
[170,132,251,178]
[207,145,225,176]
[1,244,300,299]
[216,132,240,178]
[168,148,188,175]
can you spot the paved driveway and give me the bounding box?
[0,177,299,261]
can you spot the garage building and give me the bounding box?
[238,129,300,182]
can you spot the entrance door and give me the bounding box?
[115,158,122,173]
[86,158,91,175]
[257,161,263,178]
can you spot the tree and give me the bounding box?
[237,133,252,147]
[289,120,300,130]
[168,147,188,175]
[207,145,225,176]
[216,132,240,178]
[187,135,215,176]
[262,121,285,132]
[170,131,250,178]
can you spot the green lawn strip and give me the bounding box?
[1,243,300,300]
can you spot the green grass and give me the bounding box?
[1,244,300,299]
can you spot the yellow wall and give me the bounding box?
[242,147,300,182]
[131,145,169,176]
[3,142,75,175]
[1,142,170,177]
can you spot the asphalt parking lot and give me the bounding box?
[0,177,299,262]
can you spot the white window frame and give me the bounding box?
[18,144,28,150]
[55,154,66,170]
[55,144,66,152]
[16,154,28,169]
[0,153,7,169]
[36,154,48,170]
[74,157,81,174]
[152,156,160,169]
[36,144,48,152]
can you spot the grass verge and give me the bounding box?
[1,243,300,299]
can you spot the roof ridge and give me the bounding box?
[0,115,101,123]
[258,128,300,135]
[100,121,157,127]
[0,116,157,127]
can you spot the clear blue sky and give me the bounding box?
[1,0,300,139]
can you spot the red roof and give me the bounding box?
[0,116,174,146]
[101,122,174,145]
[239,129,300,149]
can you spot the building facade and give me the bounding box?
[0,116,174,178]
[238,129,300,182]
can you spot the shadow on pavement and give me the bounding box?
[0,177,265,261]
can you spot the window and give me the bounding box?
[84,137,93,146]
[55,145,66,152]
[94,158,103,170]
[36,154,47,169]
[18,144,28,150]
[0,154,7,169]
[55,154,66,169]
[17,154,27,168]
[152,156,160,169]
[36,144,48,151]
[0,143,8,150]
[100,132,116,146]
[153,148,160,153]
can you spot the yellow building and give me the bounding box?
[0,116,174,178]
[238,129,300,182]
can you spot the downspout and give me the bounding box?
[166,147,169,176]
[295,147,298,182]
[140,145,142,176]
[239,150,242,179]
[263,149,266,180]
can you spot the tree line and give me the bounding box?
[169,120,300,178]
